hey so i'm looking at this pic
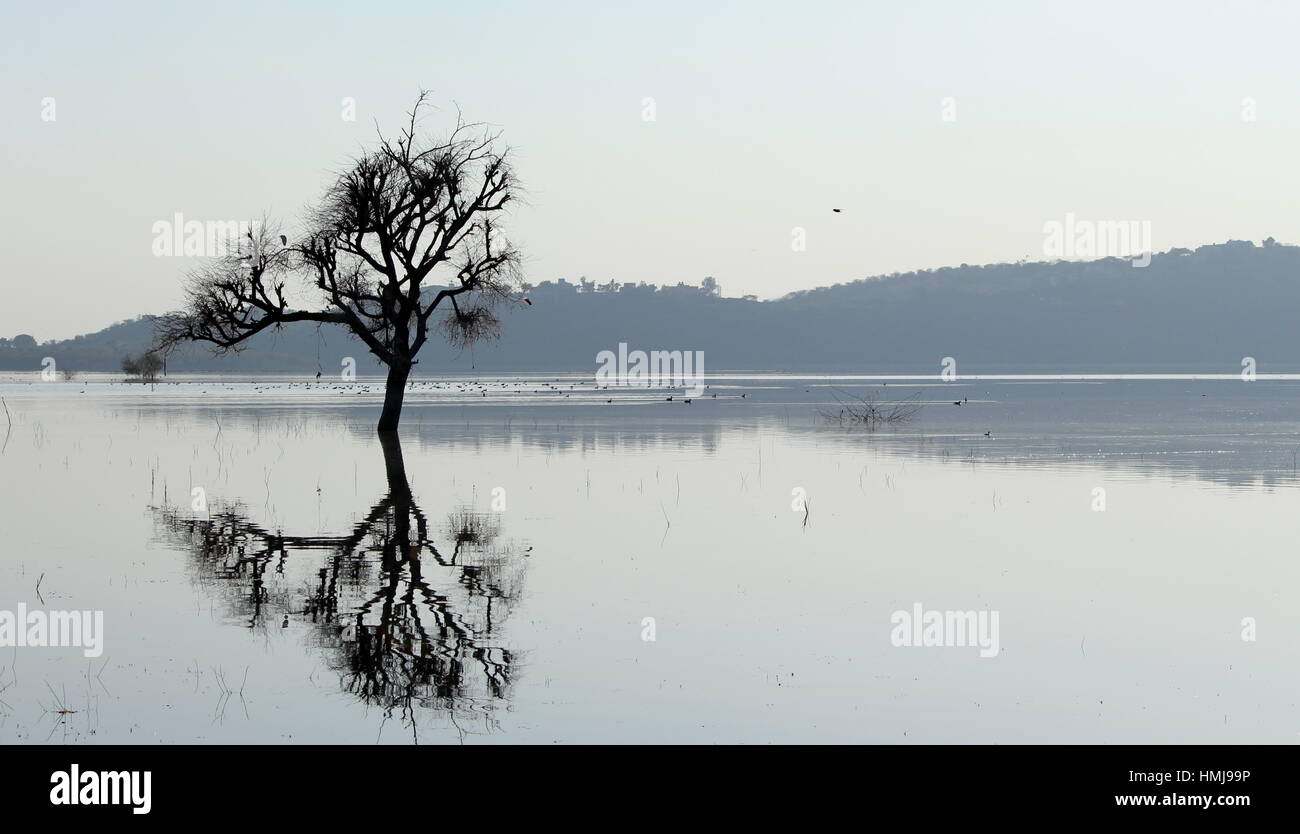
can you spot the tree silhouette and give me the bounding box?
[152,435,526,737]
[157,93,522,433]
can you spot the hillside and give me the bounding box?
[4,240,1296,374]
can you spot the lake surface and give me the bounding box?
[1,372,1298,743]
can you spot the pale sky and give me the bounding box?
[4,0,1300,339]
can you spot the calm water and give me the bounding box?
[2,372,1299,743]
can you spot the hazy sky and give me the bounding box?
[4,0,1300,339]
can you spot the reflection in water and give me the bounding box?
[152,434,526,738]
[9,376,1300,745]
[100,375,1300,490]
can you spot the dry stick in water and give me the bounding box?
[818,390,923,429]
[1,397,11,454]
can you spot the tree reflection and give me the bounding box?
[152,434,525,739]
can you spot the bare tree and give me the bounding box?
[121,350,164,383]
[152,435,526,737]
[157,93,522,433]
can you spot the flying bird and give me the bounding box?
[523,297,532,306]
[832,208,842,213]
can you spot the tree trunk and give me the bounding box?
[377,431,411,502]
[377,362,411,434]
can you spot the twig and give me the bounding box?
[0,397,11,455]
[819,389,923,429]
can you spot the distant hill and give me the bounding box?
[5,240,1298,374]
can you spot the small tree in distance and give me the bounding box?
[122,351,163,383]
[157,93,522,433]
